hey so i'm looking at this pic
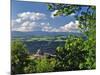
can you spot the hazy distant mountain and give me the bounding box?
[11,31,85,54]
[11,31,82,38]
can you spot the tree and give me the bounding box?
[35,56,56,73]
[47,4,96,70]
[76,6,96,69]
[55,36,87,71]
[11,40,32,74]
[24,59,36,73]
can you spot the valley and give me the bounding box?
[11,31,83,54]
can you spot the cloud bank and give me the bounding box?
[42,21,79,32]
[12,12,79,32]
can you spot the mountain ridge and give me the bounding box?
[11,31,82,38]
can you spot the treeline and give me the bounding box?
[11,5,96,74]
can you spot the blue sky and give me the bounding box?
[11,0,80,32]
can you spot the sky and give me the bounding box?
[11,0,80,32]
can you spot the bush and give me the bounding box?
[35,56,56,73]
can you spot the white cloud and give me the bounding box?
[58,21,79,32]
[51,10,59,19]
[12,12,79,32]
[51,10,75,19]
[69,13,75,16]
[42,24,52,32]
[12,12,48,32]
[41,21,79,32]
[17,12,46,21]
[15,18,22,23]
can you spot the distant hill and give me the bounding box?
[11,31,82,38]
[11,31,85,54]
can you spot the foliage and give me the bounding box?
[47,4,96,70]
[24,59,36,73]
[11,40,36,74]
[55,36,87,71]
[76,6,96,69]
[11,40,56,74]
[35,57,56,73]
